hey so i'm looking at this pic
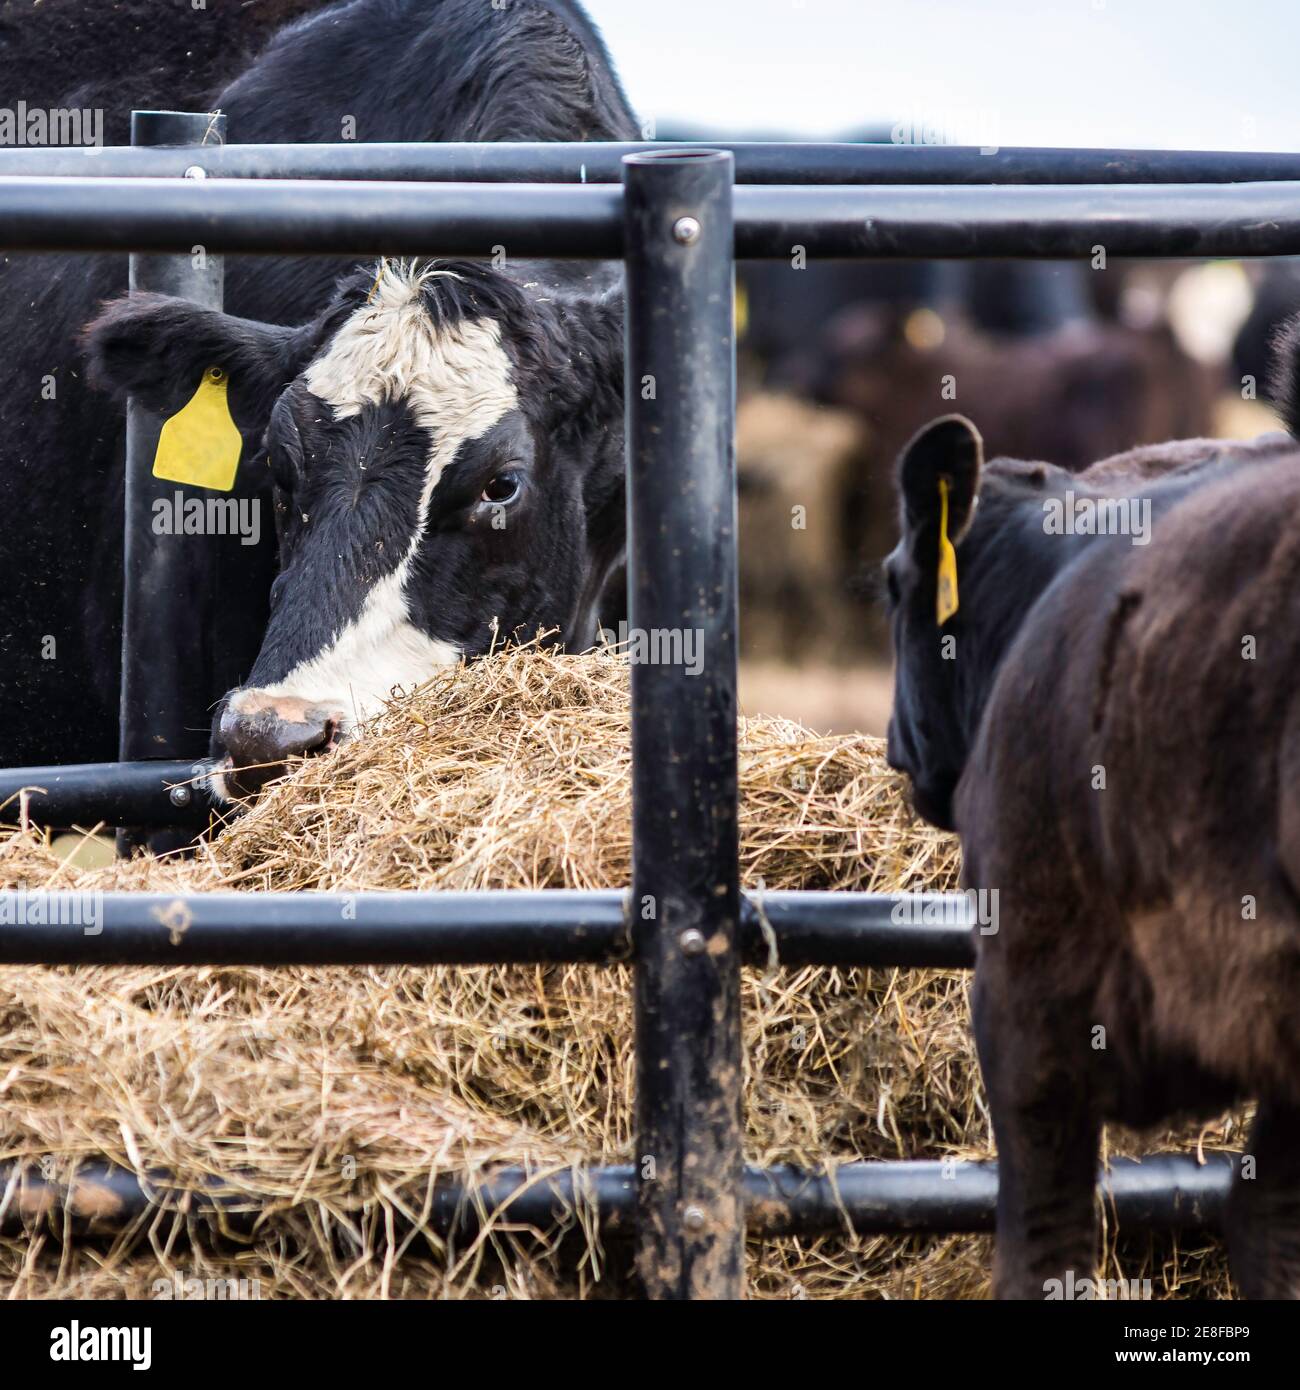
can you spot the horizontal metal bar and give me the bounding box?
[0,889,975,968]
[2,176,1300,259]
[747,891,976,968]
[739,181,1300,258]
[747,1152,1232,1236]
[2,141,1299,185]
[0,760,211,829]
[0,176,621,257]
[0,890,631,965]
[0,1154,1232,1239]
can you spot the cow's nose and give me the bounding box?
[217,694,345,797]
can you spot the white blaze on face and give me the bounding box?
[230,261,519,732]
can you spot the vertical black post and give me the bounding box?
[119,111,225,854]
[623,149,743,1299]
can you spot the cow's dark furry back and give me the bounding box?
[0,0,332,142]
[220,0,639,146]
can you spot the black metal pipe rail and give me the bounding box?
[624,148,744,1298]
[118,112,231,857]
[0,760,212,830]
[0,890,976,968]
[2,140,1299,185]
[0,1154,1233,1240]
[4,176,1300,259]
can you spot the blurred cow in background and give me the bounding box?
[731,215,1220,666]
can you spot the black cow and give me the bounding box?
[0,0,332,143]
[0,0,636,775]
[883,336,1300,1297]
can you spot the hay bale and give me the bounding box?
[0,648,1238,1298]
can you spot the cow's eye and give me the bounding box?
[481,471,522,504]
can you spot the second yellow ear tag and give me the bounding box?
[936,476,959,626]
[734,279,749,340]
[152,366,242,492]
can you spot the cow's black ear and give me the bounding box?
[897,413,982,554]
[82,294,326,432]
[540,288,623,423]
[569,457,626,650]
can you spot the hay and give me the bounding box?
[0,647,1240,1298]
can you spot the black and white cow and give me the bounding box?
[85,256,625,796]
[0,0,637,773]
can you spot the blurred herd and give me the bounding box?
[723,133,1300,669]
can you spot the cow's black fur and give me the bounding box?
[0,0,332,144]
[0,0,636,766]
[884,353,1300,1296]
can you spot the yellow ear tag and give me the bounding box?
[152,366,242,492]
[936,476,959,625]
[733,279,749,340]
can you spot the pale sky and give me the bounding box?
[585,0,1300,150]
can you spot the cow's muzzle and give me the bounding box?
[215,692,347,799]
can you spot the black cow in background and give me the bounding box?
[694,121,1216,664]
[743,256,1101,392]
[0,0,638,769]
[0,0,332,140]
[737,249,1213,660]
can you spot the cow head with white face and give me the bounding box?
[86,259,625,798]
